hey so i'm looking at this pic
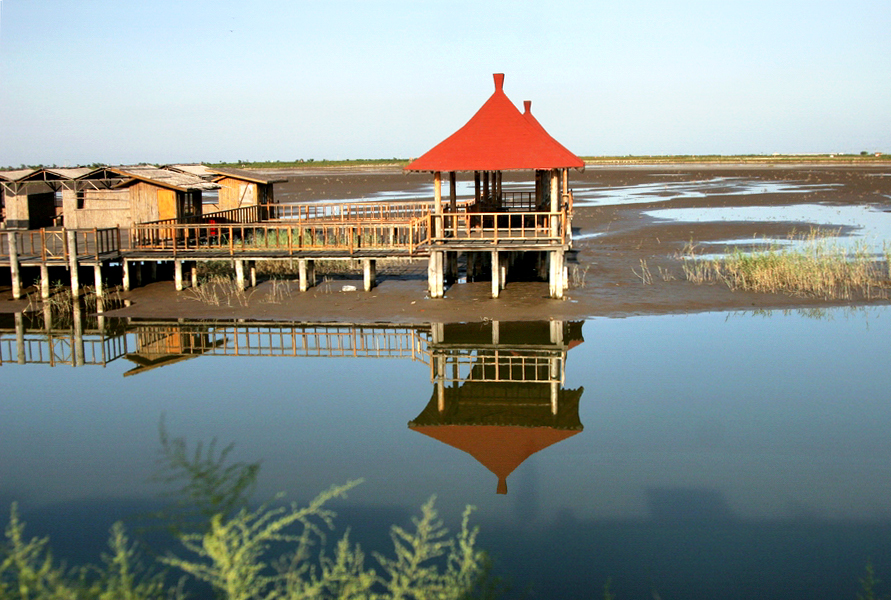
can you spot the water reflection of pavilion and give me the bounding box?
[410,321,585,494]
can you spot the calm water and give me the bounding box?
[2,307,891,599]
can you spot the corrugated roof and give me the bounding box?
[164,164,218,180]
[113,165,220,191]
[0,169,36,182]
[209,167,287,185]
[405,74,584,172]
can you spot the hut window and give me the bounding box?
[76,190,85,209]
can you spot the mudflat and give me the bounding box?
[3,163,890,323]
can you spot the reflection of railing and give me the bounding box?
[432,350,564,385]
[0,320,127,367]
[131,219,430,256]
[129,321,431,363]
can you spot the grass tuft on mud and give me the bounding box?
[681,230,891,300]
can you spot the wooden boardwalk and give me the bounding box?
[2,195,572,299]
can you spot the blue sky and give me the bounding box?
[0,0,888,166]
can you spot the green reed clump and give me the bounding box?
[680,231,891,300]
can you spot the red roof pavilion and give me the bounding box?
[405,74,584,173]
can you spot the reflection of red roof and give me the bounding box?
[413,425,581,494]
[405,74,584,173]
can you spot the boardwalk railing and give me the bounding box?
[131,217,431,256]
[264,199,474,222]
[2,228,121,262]
[429,211,567,246]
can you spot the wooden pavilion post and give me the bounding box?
[434,171,442,238]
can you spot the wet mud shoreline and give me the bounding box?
[3,163,890,323]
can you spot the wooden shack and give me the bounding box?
[1,168,91,229]
[164,164,285,216]
[405,74,585,298]
[61,166,220,229]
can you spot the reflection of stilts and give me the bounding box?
[412,320,585,494]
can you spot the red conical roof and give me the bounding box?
[405,74,584,172]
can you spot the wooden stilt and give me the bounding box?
[15,312,25,365]
[250,262,257,288]
[122,260,131,291]
[67,230,80,300]
[149,261,157,282]
[73,302,85,367]
[94,264,104,298]
[40,264,50,299]
[299,259,313,292]
[8,232,22,300]
[549,249,565,299]
[363,259,376,291]
[174,260,184,291]
[191,262,198,288]
[428,251,444,298]
[235,260,245,291]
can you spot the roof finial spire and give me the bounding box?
[524,100,532,114]
[493,73,505,92]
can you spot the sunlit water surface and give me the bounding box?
[2,307,891,599]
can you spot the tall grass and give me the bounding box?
[681,231,891,300]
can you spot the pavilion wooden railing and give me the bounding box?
[428,210,567,246]
[263,198,474,222]
[131,218,431,257]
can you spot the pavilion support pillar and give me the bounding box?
[149,261,157,283]
[235,259,246,291]
[94,264,104,299]
[67,230,80,300]
[134,262,143,287]
[428,250,444,298]
[7,232,22,300]
[491,250,501,298]
[549,249,565,299]
[40,264,50,299]
[550,169,560,238]
[363,259,376,292]
[434,171,442,238]
[298,259,315,292]
[174,260,184,291]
